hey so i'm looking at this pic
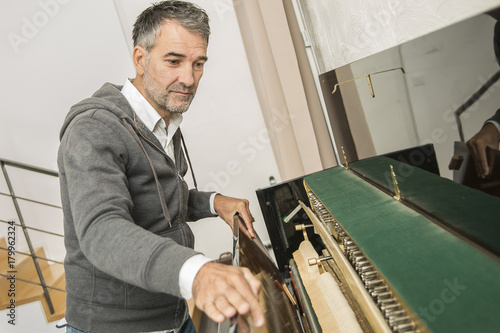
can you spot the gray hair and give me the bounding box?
[132,1,210,53]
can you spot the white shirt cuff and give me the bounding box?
[209,192,218,215]
[179,254,213,299]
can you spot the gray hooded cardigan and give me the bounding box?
[58,82,215,332]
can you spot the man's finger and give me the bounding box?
[243,268,262,297]
[475,142,489,178]
[214,295,238,318]
[238,218,256,240]
[235,269,264,327]
[192,263,264,327]
[247,294,264,328]
[237,207,256,239]
[488,149,496,177]
[219,284,252,314]
[203,301,226,323]
[468,141,485,178]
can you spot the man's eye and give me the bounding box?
[167,59,180,65]
[194,62,205,68]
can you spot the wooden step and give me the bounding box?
[42,277,66,322]
[0,237,8,272]
[0,247,46,294]
[0,238,66,322]
[1,264,66,322]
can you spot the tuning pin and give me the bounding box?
[344,245,357,253]
[376,291,392,300]
[359,265,374,273]
[343,239,354,246]
[389,310,405,316]
[394,322,415,332]
[365,279,383,289]
[355,261,370,271]
[382,303,401,317]
[377,298,396,307]
[370,288,384,299]
[361,271,378,281]
[349,250,362,260]
[353,255,366,262]
[377,291,395,305]
[389,316,410,328]
[373,286,388,294]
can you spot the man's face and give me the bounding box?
[143,20,208,114]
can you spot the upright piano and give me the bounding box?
[249,149,500,333]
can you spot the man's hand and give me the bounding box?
[214,194,256,239]
[466,123,499,178]
[192,262,264,328]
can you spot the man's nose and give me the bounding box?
[177,65,195,87]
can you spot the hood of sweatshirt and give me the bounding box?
[60,83,133,140]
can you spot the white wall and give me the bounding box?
[348,49,415,155]
[296,0,500,73]
[350,14,500,179]
[0,0,278,257]
[0,301,64,333]
[0,0,134,170]
[0,0,279,331]
[1,2,132,330]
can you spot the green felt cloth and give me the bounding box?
[351,157,500,255]
[304,158,500,332]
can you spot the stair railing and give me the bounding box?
[0,158,64,315]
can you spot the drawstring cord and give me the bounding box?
[180,130,198,191]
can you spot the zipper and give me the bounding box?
[136,128,187,243]
[174,134,187,245]
[137,131,175,166]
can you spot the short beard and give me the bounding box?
[143,56,195,113]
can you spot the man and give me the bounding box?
[466,111,500,178]
[58,1,264,332]
[466,12,500,179]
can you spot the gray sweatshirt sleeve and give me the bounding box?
[59,114,199,297]
[186,189,216,221]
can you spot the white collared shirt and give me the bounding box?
[120,79,213,303]
[121,79,182,162]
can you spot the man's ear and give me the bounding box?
[133,46,147,76]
